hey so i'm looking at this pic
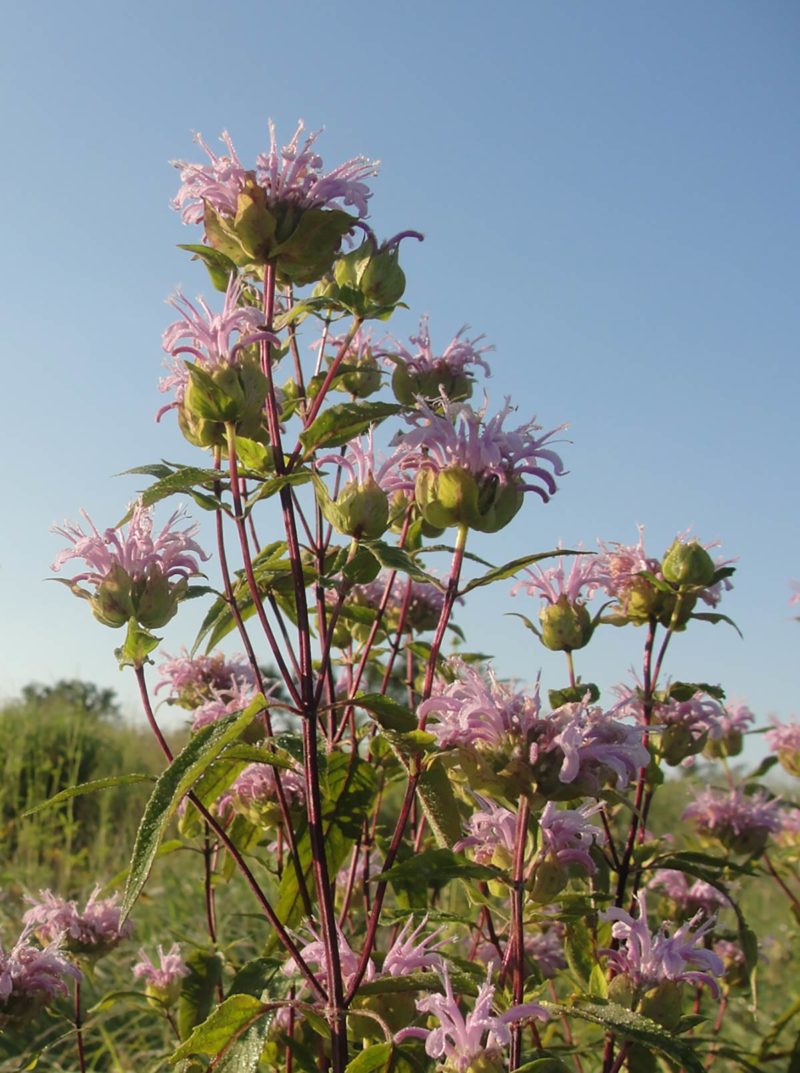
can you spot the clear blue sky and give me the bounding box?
[1,2,798,735]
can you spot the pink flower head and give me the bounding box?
[602,891,723,996]
[385,316,493,378]
[512,548,604,606]
[538,800,601,875]
[399,397,565,503]
[317,431,410,497]
[683,787,782,853]
[283,925,373,989]
[719,700,756,738]
[382,916,447,976]
[173,121,376,230]
[24,887,133,958]
[648,869,729,917]
[0,925,81,1023]
[455,798,519,865]
[133,943,188,990]
[546,702,650,791]
[158,275,274,420]
[419,660,540,751]
[52,502,208,590]
[397,964,548,1072]
[614,682,724,744]
[156,649,257,709]
[256,120,377,218]
[765,718,800,755]
[790,581,800,607]
[172,130,250,225]
[596,527,659,601]
[187,672,268,732]
[221,762,305,817]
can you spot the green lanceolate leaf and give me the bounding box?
[543,999,705,1072]
[356,968,478,999]
[177,244,238,291]
[459,549,581,595]
[177,949,224,1042]
[354,693,417,733]
[344,1043,396,1073]
[171,994,267,1061]
[300,401,401,454]
[689,611,744,638]
[114,619,161,670]
[374,848,498,889]
[122,700,265,921]
[564,918,595,984]
[22,773,154,817]
[416,760,464,848]
[363,541,441,586]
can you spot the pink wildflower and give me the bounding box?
[382,916,447,976]
[133,943,188,991]
[512,549,604,606]
[683,787,782,854]
[648,869,729,917]
[283,925,372,989]
[172,122,377,226]
[399,397,565,503]
[419,661,540,751]
[159,274,274,420]
[220,762,306,818]
[765,718,800,755]
[24,887,133,958]
[546,702,650,791]
[397,964,547,1072]
[385,317,492,378]
[538,800,601,875]
[602,891,723,997]
[189,677,258,731]
[0,926,81,1025]
[719,700,755,737]
[52,502,207,590]
[455,798,519,865]
[156,649,257,709]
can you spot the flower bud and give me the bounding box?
[334,476,390,540]
[704,729,744,760]
[662,539,716,588]
[539,595,593,652]
[134,568,184,629]
[359,245,406,306]
[144,977,182,1010]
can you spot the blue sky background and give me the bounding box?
[1,2,797,740]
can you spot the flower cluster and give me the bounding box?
[52,502,207,629]
[397,964,547,1073]
[385,316,492,404]
[683,787,782,855]
[157,649,258,710]
[133,943,188,1006]
[172,122,377,225]
[766,718,800,777]
[0,926,80,1026]
[24,887,133,959]
[602,891,723,997]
